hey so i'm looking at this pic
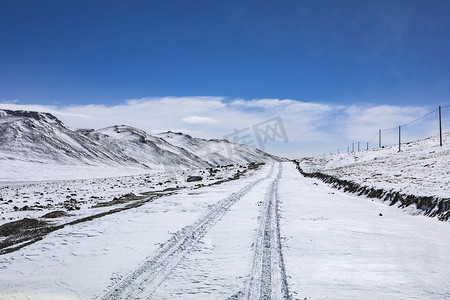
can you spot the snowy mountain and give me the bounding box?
[0,109,144,167]
[0,109,283,180]
[156,131,281,166]
[86,125,211,169]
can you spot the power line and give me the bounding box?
[381,125,398,131]
[380,107,438,130]
[325,104,450,155]
[401,108,438,127]
[368,131,378,142]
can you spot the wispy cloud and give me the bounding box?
[0,99,19,104]
[182,116,219,124]
[1,97,444,158]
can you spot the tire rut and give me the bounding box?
[102,163,276,300]
[244,162,291,300]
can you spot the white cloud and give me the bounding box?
[340,104,436,144]
[182,116,219,124]
[0,99,19,104]
[0,97,442,158]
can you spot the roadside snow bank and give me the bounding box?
[300,132,450,199]
[297,132,450,220]
[294,161,450,221]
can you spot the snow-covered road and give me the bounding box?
[280,164,450,299]
[1,162,450,299]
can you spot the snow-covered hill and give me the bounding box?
[0,109,143,167]
[0,109,283,181]
[299,132,450,199]
[87,126,211,169]
[156,131,279,166]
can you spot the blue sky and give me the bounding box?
[1,0,450,157]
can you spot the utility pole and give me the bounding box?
[367,142,369,150]
[439,106,443,147]
[358,142,360,151]
[379,129,381,148]
[338,149,339,154]
[398,126,401,152]
[352,143,354,152]
[347,147,349,153]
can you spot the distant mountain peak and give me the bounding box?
[0,109,62,125]
[162,131,193,138]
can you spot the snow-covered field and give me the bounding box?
[0,160,154,182]
[300,132,450,199]
[0,163,249,226]
[0,162,257,260]
[1,162,449,299]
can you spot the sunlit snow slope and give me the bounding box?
[300,133,450,198]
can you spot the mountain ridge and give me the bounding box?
[0,109,285,173]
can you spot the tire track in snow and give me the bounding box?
[244,162,291,300]
[102,163,276,300]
